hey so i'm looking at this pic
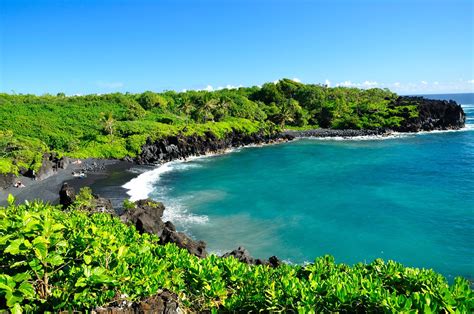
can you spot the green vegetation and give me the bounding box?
[1,197,471,312]
[0,79,419,174]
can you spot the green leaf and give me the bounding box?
[7,194,15,206]
[18,282,35,298]
[0,234,12,245]
[84,255,92,265]
[45,254,64,267]
[0,282,13,293]
[5,239,23,255]
[11,303,22,314]
[32,236,49,261]
[12,272,30,283]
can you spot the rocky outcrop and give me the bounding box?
[222,246,281,268]
[136,130,293,165]
[0,173,16,189]
[93,289,179,314]
[59,183,114,214]
[282,129,386,138]
[59,183,76,209]
[120,199,207,258]
[394,96,466,132]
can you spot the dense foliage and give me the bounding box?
[1,197,471,313]
[0,79,419,174]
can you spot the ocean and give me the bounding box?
[124,93,474,281]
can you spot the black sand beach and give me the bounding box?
[0,159,141,209]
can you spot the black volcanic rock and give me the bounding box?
[136,131,293,165]
[222,246,281,268]
[0,173,16,190]
[94,289,179,314]
[59,182,76,209]
[394,96,466,132]
[120,199,208,258]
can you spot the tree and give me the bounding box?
[137,91,168,110]
[100,112,115,139]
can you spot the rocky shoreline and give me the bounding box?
[0,96,467,197]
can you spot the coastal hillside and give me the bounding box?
[1,195,472,312]
[0,79,465,182]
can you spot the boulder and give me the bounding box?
[222,246,281,268]
[93,196,115,215]
[134,289,179,314]
[93,289,179,314]
[36,154,55,181]
[59,183,76,209]
[58,157,70,169]
[0,173,16,190]
[120,199,208,258]
[160,221,207,258]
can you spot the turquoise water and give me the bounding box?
[128,94,474,281]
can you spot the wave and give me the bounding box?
[298,133,412,141]
[160,197,209,229]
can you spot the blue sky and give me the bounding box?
[1,0,473,95]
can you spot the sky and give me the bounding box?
[0,0,473,95]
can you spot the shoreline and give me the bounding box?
[1,126,470,207]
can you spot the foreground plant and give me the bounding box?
[0,197,472,313]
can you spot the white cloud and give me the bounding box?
[334,80,378,88]
[324,79,331,87]
[96,81,124,89]
[362,81,378,87]
[204,85,214,92]
[337,80,354,87]
[292,77,301,83]
[387,79,474,94]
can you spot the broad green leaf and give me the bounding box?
[84,255,92,265]
[45,254,64,267]
[11,303,22,314]
[0,234,12,245]
[18,282,35,298]
[12,272,30,283]
[32,236,49,261]
[5,239,23,255]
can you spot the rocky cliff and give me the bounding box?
[395,96,466,132]
[135,130,293,165]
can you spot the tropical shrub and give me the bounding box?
[0,198,472,313]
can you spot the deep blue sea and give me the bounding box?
[124,93,473,281]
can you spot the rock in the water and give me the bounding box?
[59,183,76,209]
[222,246,256,264]
[120,199,207,258]
[222,246,281,267]
[160,222,207,258]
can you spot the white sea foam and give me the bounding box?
[122,162,176,201]
[160,198,209,227]
[299,133,412,141]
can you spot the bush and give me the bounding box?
[0,198,472,312]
